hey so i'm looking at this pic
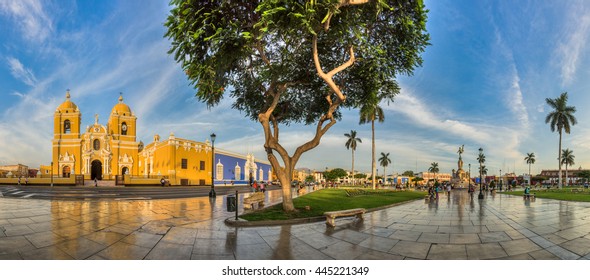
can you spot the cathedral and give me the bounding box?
[52,90,139,180]
[51,90,272,186]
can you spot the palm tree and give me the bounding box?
[477,148,486,196]
[344,130,362,185]
[561,149,575,187]
[360,102,384,190]
[428,162,439,183]
[479,165,488,176]
[524,152,536,185]
[378,152,391,186]
[545,92,577,188]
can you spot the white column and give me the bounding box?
[144,158,148,177]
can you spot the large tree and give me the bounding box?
[165,0,429,211]
[524,152,535,185]
[545,92,577,189]
[344,130,361,185]
[561,148,575,187]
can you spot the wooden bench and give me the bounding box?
[571,188,583,193]
[243,192,265,210]
[324,208,366,227]
[523,193,536,201]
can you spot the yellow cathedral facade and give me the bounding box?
[49,90,273,186]
[52,90,140,180]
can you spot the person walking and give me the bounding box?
[94,178,98,187]
[18,176,21,186]
[447,184,452,196]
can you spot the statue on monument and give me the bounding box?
[457,144,464,171]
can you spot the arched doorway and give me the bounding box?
[62,166,71,178]
[121,167,129,175]
[91,160,102,180]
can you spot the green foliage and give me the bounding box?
[165,0,430,123]
[428,162,439,174]
[505,189,590,202]
[354,173,367,179]
[561,149,575,167]
[545,92,577,134]
[324,168,348,181]
[305,175,315,183]
[577,171,590,182]
[344,130,362,151]
[402,170,414,177]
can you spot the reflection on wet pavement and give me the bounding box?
[1,189,590,259]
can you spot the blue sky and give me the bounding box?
[1,0,590,177]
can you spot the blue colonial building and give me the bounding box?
[214,149,272,186]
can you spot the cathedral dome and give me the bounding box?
[57,90,78,112]
[111,94,132,115]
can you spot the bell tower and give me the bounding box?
[107,93,139,176]
[52,90,82,176]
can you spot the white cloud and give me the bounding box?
[6,57,37,86]
[555,2,590,86]
[0,0,53,42]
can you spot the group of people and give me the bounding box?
[251,180,266,193]
[427,183,453,199]
[17,176,28,186]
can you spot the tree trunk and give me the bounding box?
[371,119,376,190]
[351,149,355,186]
[529,164,531,186]
[565,163,568,187]
[558,130,562,189]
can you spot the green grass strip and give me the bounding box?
[240,189,426,221]
[504,188,590,202]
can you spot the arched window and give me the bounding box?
[64,120,71,134]
[93,139,100,151]
[62,166,71,178]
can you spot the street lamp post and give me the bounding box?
[50,161,54,187]
[499,169,502,191]
[468,163,471,188]
[478,148,484,199]
[209,133,216,197]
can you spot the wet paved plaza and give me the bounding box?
[1,189,590,260]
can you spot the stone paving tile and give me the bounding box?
[0,236,35,254]
[558,238,590,256]
[529,225,560,235]
[20,246,73,260]
[261,235,332,260]
[387,223,414,231]
[412,225,439,233]
[55,237,107,260]
[388,230,421,242]
[388,241,431,259]
[353,248,405,259]
[427,244,466,259]
[145,241,193,260]
[191,254,236,260]
[4,224,35,236]
[234,243,275,259]
[528,249,560,260]
[121,231,163,249]
[499,238,543,256]
[357,236,399,252]
[554,228,587,240]
[361,227,396,238]
[320,241,371,260]
[7,217,35,226]
[0,252,22,260]
[529,236,554,249]
[160,227,198,245]
[461,225,489,234]
[545,245,580,260]
[294,231,340,250]
[27,222,53,233]
[542,233,569,245]
[24,231,65,248]
[95,241,151,260]
[449,233,481,244]
[196,229,233,240]
[417,232,449,244]
[478,231,512,243]
[328,229,371,245]
[194,238,234,255]
[84,231,126,246]
[496,253,534,260]
[465,243,507,259]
